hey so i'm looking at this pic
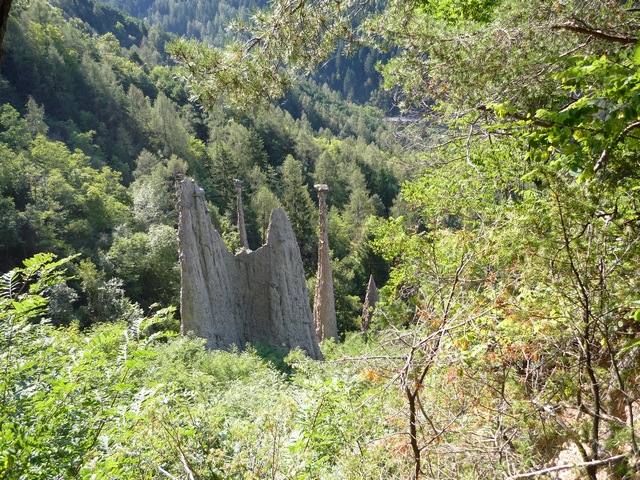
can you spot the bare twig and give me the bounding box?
[552,21,637,45]
[158,466,180,480]
[178,449,196,480]
[508,454,628,479]
[594,120,640,174]
[559,38,592,57]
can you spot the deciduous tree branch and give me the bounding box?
[508,454,627,479]
[552,21,637,45]
[594,120,640,173]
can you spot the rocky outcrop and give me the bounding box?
[179,178,322,360]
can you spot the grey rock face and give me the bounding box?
[179,178,323,360]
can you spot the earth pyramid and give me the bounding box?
[178,178,323,360]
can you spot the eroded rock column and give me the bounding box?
[361,274,379,332]
[313,184,338,341]
[178,178,240,349]
[234,179,249,250]
[237,208,323,360]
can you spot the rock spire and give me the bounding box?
[361,274,379,332]
[313,184,338,341]
[179,178,322,360]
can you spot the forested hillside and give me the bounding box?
[98,0,391,105]
[2,0,640,479]
[0,0,400,327]
[96,0,265,46]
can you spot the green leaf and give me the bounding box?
[633,43,640,66]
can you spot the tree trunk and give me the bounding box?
[0,0,13,70]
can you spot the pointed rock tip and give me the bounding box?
[265,208,295,244]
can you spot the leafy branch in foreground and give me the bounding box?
[168,0,373,110]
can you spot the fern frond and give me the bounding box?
[0,270,18,300]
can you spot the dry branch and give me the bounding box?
[508,454,628,479]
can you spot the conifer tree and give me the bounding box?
[24,96,48,137]
[281,154,316,261]
[251,186,280,244]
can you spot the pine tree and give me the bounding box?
[251,185,280,244]
[281,154,316,262]
[24,96,48,137]
[0,0,13,68]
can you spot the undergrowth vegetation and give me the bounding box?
[0,254,408,479]
[3,244,640,479]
